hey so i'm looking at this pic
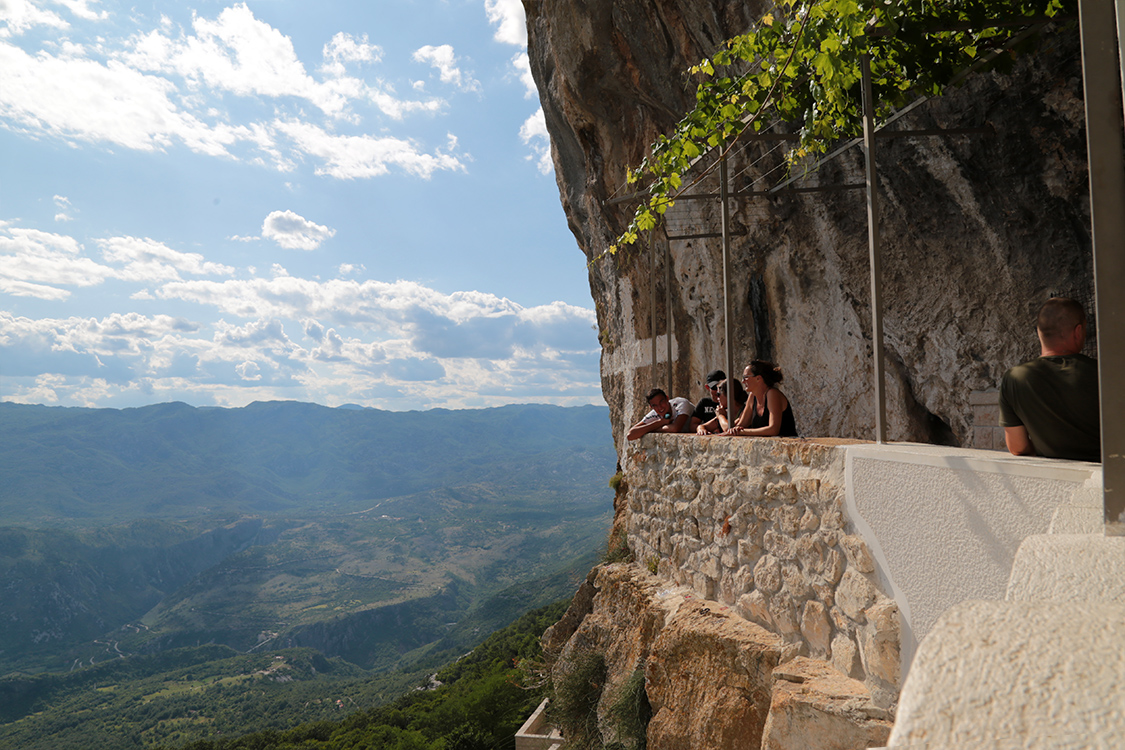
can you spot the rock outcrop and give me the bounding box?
[544,564,890,749]
[525,1,1092,449]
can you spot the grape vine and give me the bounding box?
[610,0,1072,254]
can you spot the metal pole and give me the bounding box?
[1078,0,1125,534]
[649,234,657,381]
[721,155,737,425]
[665,238,673,391]
[861,54,888,444]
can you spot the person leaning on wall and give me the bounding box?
[626,387,696,441]
[696,378,747,435]
[723,360,799,437]
[1000,297,1101,461]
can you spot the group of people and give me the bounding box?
[626,360,798,442]
[627,297,1102,463]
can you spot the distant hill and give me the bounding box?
[0,400,614,524]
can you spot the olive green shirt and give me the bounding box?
[999,353,1101,462]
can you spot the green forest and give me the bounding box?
[0,600,569,750]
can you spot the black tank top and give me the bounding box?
[749,389,798,437]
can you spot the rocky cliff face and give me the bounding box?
[525,1,1092,449]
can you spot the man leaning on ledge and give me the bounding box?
[627,388,694,441]
[1000,297,1101,461]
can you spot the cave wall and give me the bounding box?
[524,1,1093,450]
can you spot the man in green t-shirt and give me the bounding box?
[999,297,1101,462]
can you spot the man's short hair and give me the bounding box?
[1037,297,1086,343]
[645,388,667,402]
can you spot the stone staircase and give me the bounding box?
[883,473,1125,748]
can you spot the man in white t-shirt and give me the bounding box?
[626,388,695,441]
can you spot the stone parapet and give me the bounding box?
[624,435,901,706]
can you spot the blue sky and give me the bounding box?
[0,0,604,410]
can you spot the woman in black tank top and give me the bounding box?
[724,360,798,437]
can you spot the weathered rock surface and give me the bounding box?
[762,657,893,750]
[525,1,1092,451]
[548,563,891,749]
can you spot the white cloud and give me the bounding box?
[0,223,112,293]
[54,0,107,22]
[235,360,261,380]
[520,107,552,174]
[261,210,335,251]
[0,40,251,155]
[0,273,603,409]
[0,0,67,37]
[122,3,354,118]
[273,119,464,179]
[511,51,536,98]
[321,31,380,78]
[98,235,236,280]
[0,222,235,298]
[412,44,480,92]
[484,0,526,47]
[0,5,457,181]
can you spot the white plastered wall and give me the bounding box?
[843,442,1100,678]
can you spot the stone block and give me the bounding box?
[782,563,813,600]
[766,482,799,504]
[738,538,763,567]
[860,599,900,685]
[719,570,738,606]
[839,535,875,574]
[795,536,825,575]
[754,554,782,593]
[821,508,844,530]
[800,601,832,658]
[764,529,796,560]
[825,548,845,584]
[830,632,863,680]
[776,506,802,536]
[836,569,876,622]
[768,592,800,637]
[800,507,820,532]
[812,581,835,609]
[738,589,774,629]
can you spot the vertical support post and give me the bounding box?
[666,238,673,391]
[1079,0,1125,534]
[649,234,657,380]
[720,155,738,425]
[861,54,887,444]
[721,154,736,425]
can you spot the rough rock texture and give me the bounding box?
[525,2,1092,451]
[625,435,900,706]
[762,658,893,750]
[548,563,891,749]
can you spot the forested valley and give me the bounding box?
[0,401,613,748]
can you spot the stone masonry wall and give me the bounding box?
[624,435,901,707]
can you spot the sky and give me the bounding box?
[0,0,605,411]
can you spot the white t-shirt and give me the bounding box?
[641,397,695,431]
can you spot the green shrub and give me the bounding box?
[548,650,606,750]
[606,669,651,750]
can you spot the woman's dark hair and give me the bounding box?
[716,379,748,406]
[749,360,784,387]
